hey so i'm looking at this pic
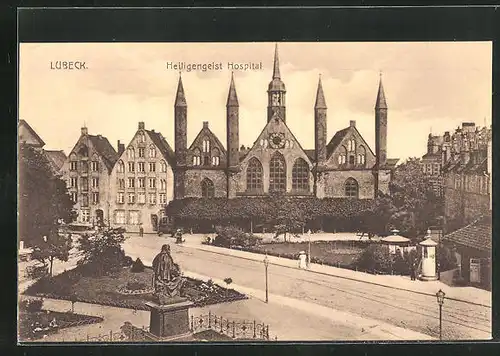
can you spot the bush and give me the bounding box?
[20,298,44,313]
[25,264,49,280]
[77,228,128,277]
[130,258,145,273]
[393,250,410,275]
[123,256,134,267]
[126,281,148,291]
[355,244,394,274]
[438,245,457,272]
[213,226,262,248]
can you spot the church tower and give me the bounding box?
[226,72,240,198]
[314,75,327,164]
[174,74,187,199]
[374,73,388,196]
[267,43,286,123]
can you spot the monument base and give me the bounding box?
[420,275,438,281]
[145,298,194,339]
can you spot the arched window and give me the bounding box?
[345,178,359,198]
[149,145,157,158]
[246,157,263,191]
[357,146,366,165]
[138,132,146,143]
[212,148,220,166]
[160,160,167,172]
[348,139,356,152]
[201,178,215,198]
[117,160,125,173]
[127,148,135,159]
[269,152,286,192]
[160,179,167,191]
[292,158,310,191]
[338,146,347,165]
[202,138,210,153]
[192,149,201,166]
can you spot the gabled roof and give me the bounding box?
[87,135,118,171]
[443,214,492,251]
[18,119,46,147]
[188,124,227,155]
[326,128,349,157]
[146,130,176,166]
[326,125,376,161]
[44,150,67,172]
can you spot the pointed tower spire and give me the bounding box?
[314,74,327,109]
[226,72,239,107]
[175,73,187,107]
[272,43,281,79]
[375,72,387,109]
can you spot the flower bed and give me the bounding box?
[24,265,247,311]
[228,241,400,275]
[19,309,103,341]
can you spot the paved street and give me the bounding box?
[123,235,491,340]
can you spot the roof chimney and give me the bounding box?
[117,140,125,156]
[203,121,209,129]
[138,122,145,130]
[81,127,88,136]
[349,120,356,128]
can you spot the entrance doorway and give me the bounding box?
[95,209,104,227]
[151,214,158,232]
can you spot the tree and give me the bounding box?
[387,158,444,238]
[18,143,76,246]
[30,229,72,277]
[77,227,128,276]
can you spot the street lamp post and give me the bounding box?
[436,289,445,340]
[263,253,269,303]
[307,231,311,267]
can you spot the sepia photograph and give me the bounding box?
[18,41,492,342]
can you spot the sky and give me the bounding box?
[19,42,492,160]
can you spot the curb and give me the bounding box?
[182,244,491,308]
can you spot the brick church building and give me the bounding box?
[173,44,398,202]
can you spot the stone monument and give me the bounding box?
[145,244,193,340]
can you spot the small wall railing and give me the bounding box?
[190,311,271,340]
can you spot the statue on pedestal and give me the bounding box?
[152,244,186,305]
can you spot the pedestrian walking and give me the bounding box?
[139,225,144,237]
[410,261,416,281]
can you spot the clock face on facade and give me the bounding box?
[269,132,285,149]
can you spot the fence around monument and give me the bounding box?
[190,311,271,340]
[64,313,273,342]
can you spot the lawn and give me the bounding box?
[24,265,247,311]
[19,309,103,341]
[244,241,368,267]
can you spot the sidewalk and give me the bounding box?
[181,241,491,308]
